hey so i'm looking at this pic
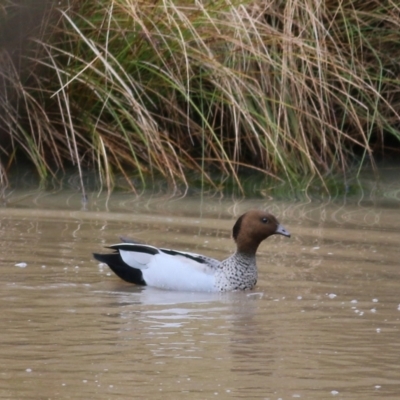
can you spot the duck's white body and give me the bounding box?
[118,245,218,291]
[94,210,290,292]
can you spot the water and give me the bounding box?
[0,189,399,399]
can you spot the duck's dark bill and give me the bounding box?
[275,224,291,237]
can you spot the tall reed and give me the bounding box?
[1,0,400,192]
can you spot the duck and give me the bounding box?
[93,210,290,292]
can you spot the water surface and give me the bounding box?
[0,190,399,399]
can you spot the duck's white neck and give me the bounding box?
[232,251,257,267]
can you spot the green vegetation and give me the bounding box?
[1,0,400,193]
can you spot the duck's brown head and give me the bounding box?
[232,210,290,254]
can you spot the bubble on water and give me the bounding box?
[247,292,264,299]
[15,262,27,268]
[331,390,339,395]
[312,246,320,250]
[26,368,32,373]
[351,299,358,303]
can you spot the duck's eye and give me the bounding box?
[261,217,269,224]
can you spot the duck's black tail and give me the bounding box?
[93,252,146,285]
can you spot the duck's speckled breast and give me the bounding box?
[214,253,257,291]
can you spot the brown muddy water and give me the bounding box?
[0,189,399,399]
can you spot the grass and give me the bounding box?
[1,0,400,194]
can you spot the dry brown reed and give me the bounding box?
[1,0,400,193]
